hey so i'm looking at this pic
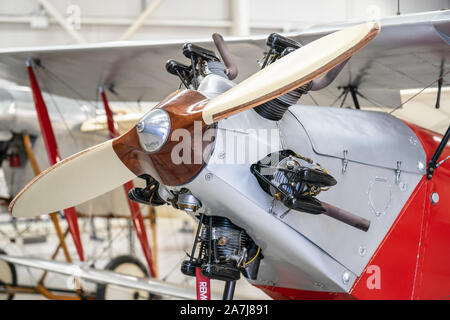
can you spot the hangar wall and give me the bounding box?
[0,0,448,47]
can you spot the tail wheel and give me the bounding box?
[96,255,154,300]
[0,249,17,300]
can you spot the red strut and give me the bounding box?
[100,88,156,277]
[26,60,84,261]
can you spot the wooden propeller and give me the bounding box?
[202,21,379,124]
[9,22,379,218]
[9,140,138,217]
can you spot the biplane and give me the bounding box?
[0,9,449,300]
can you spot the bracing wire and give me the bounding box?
[37,74,80,149]
[37,66,109,148]
[389,69,450,115]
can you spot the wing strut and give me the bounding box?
[435,60,444,109]
[26,59,85,261]
[337,85,361,109]
[100,87,157,278]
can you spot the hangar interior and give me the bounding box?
[0,0,449,44]
[0,0,448,300]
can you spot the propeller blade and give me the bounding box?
[202,21,379,124]
[9,139,137,218]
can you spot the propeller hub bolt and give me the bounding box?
[431,193,439,204]
[417,161,425,171]
[342,271,351,285]
[358,246,367,257]
[136,121,145,132]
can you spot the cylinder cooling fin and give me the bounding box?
[253,33,312,121]
[181,215,262,282]
[254,82,312,121]
[251,150,371,232]
[251,150,336,214]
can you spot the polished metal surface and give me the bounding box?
[277,107,424,275]
[137,108,170,153]
[180,108,357,293]
[184,167,356,293]
[197,74,236,99]
[178,101,427,291]
[288,106,427,172]
[177,192,201,212]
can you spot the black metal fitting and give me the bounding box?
[182,43,220,62]
[266,33,301,53]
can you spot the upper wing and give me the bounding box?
[294,10,450,108]
[0,35,268,103]
[0,10,448,108]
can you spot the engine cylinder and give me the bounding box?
[201,216,248,264]
[254,82,312,121]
